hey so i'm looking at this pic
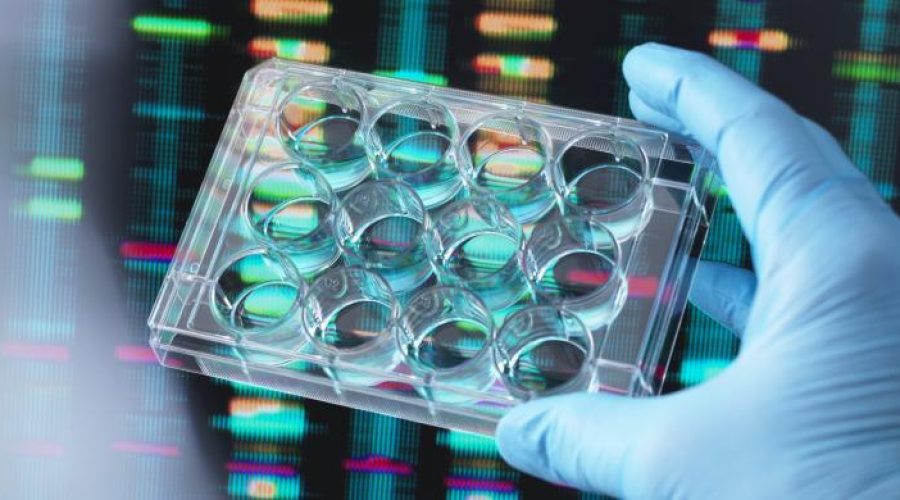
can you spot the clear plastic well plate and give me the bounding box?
[148,59,717,435]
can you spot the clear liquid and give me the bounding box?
[510,338,587,394]
[565,163,642,210]
[229,282,299,331]
[282,106,370,191]
[283,103,364,162]
[355,215,423,265]
[443,232,526,308]
[446,232,518,281]
[383,131,460,209]
[316,300,392,350]
[537,251,615,300]
[248,197,339,274]
[251,198,330,242]
[214,252,300,333]
[470,147,553,222]
[386,131,451,175]
[564,163,647,240]
[346,215,431,291]
[408,319,490,370]
[474,147,544,192]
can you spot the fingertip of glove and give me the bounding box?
[496,401,554,473]
[624,42,674,66]
[622,43,681,97]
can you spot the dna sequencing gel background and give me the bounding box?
[1,1,898,498]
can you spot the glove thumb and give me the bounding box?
[496,392,677,497]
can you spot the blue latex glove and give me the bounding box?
[497,43,900,498]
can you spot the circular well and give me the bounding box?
[210,249,305,341]
[367,98,462,209]
[553,131,651,241]
[302,267,400,356]
[334,180,432,292]
[244,164,341,274]
[459,113,555,223]
[277,82,371,191]
[494,306,594,399]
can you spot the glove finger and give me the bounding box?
[688,260,756,336]
[623,43,881,272]
[628,90,687,136]
[497,392,678,498]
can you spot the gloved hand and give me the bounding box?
[497,43,900,498]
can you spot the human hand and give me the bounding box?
[496,43,900,498]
